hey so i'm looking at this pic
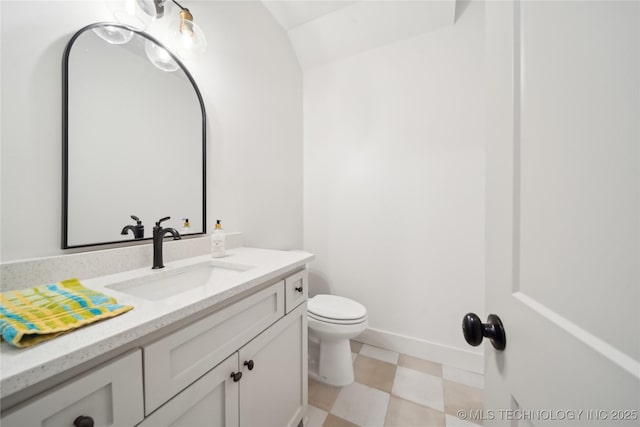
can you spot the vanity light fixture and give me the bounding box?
[168,0,208,60]
[107,0,207,61]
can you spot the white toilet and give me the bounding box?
[307,294,368,386]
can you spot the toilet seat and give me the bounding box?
[308,295,367,325]
[308,312,367,325]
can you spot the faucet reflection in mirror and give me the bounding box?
[121,215,145,239]
[106,0,207,63]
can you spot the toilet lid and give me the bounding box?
[308,294,367,321]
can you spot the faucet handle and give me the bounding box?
[130,215,142,225]
[155,216,171,227]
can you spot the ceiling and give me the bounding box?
[262,1,358,30]
[261,1,457,69]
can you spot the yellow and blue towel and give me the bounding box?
[0,278,133,348]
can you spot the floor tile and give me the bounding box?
[359,344,399,364]
[398,354,443,378]
[323,414,360,427]
[306,405,329,427]
[309,342,483,427]
[442,366,484,389]
[354,355,397,393]
[385,395,446,427]
[445,414,484,427]
[309,377,341,412]
[392,366,444,411]
[443,380,483,425]
[332,382,391,427]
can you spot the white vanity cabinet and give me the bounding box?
[139,302,307,427]
[1,350,144,427]
[142,270,308,427]
[1,267,309,427]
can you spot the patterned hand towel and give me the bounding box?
[0,278,133,348]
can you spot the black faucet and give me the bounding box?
[152,216,181,269]
[121,215,145,239]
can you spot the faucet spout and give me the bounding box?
[152,217,181,269]
[163,228,181,240]
[121,215,144,239]
[121,225,136,235]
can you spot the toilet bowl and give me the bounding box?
[307,294,368,386]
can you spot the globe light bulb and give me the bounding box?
[92,25,134,45]
[144,39,179,72]
[168,8,207,61]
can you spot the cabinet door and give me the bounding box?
[238,303,307,427]
[139,353,240,427]
[1,350,143,427]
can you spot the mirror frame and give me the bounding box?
[61,22,207,249]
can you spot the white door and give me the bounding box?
[484,0,639,425]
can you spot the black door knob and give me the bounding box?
[462,313,506,350]
[73,416,94,427]
[230,371,242,382]
[244,360,255,370]
[295,286,303,293]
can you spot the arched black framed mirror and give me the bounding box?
[62,23,206,249]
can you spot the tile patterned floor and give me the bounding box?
[307,341,484,427]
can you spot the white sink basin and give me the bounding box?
[106,260,254,301]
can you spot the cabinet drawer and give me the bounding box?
[284,270,307,314]
[1,350,143,427]
[144,282,285,414]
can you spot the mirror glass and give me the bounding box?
[63,23,206,248]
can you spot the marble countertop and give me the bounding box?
[0,247,314,399]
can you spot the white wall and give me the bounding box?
[303,1,485,371]
[0,1,302,262]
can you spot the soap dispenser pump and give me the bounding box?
[211,219,226,258]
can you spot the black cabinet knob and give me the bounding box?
[462,313,506,350]
[231,371,242,382]
[295,286,303,293]
[73,416,94,427]
[244,360,255,370]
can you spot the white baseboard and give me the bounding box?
[357,327,484,374]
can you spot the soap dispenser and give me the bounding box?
[211,219,226,258]
[181,218,191,235]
